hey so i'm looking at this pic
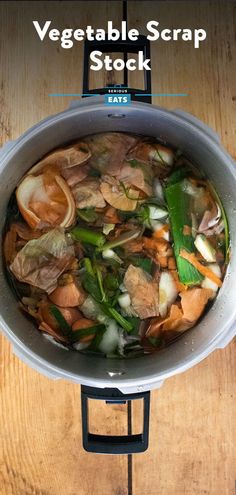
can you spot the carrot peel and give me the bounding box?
[179,249,222,287]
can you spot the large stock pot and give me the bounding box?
[0,97,235,453]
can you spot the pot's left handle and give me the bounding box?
[81,385,150,454]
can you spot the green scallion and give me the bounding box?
[71,324,105,343]
[148,336,164,347]
[166,167,189,186]
[50,306,72,338]
[88,329,107,352]
[165,179,203,285]
[77,208,98,223]
[132,257,153,274]
[97,230,141,252]
[71,227,105,247]
[104,306,133,332]
[83,257,95,276]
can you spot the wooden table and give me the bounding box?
[0,2,235,494]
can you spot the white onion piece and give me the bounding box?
[194,234,216,262]
[118,293,131,308]
[103,223,115,235]
[150,145,174,166]
[153,178,165,203]
[148,205,168,220]
[119,283,127,293]
[201,264,222,295]
[117,330,127,356]
[159,271,178,318]
[151,220,170,241]
[182,179,204,198]
[191,213,198,238]
[73,342,90,351]
[99,320,120,354]
[102,248,123,264]
[80,296,108,323]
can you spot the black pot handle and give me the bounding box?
[81,385,150,454]
[82,37,152,104]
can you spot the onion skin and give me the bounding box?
[38,301,82,330]
[16,173,76,230]
[49,281,86,308]
[29,142,91,175]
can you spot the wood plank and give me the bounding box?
[132,344,236,495]
[0,0,125,144]
[127,0,236,159]
[128,1,236,494]
[0,335,129,495]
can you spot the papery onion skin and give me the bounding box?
[16,173,76,230]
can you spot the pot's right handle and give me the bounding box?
[81,385,150,454]
[172,109,220,144]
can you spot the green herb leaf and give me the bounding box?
[82,257,95,276]
[125,316,140,334]
[71,324,105,343]
[166,167,189,186]
[77,208,98,223]
[105,273,120,291]
[153,148,168,166]
[94,264,106,302]
[148,336,163,347]
[104,306,133,332]
[82,272,102,303]
[88,168,101,177]
[87,326,107,351]
[81,259,133,332]
[98,229,141,252]
[119,181,142,201]
[50,306,72,338]
[132,257,153,274]
[138,204,152,228]
[129,159,140,168]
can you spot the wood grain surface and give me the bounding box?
[0,2,235,494]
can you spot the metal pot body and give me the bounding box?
[0,98,235,394]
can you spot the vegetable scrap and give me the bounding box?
[3,132,229,357]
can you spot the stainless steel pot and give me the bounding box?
[0,97,235,453]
